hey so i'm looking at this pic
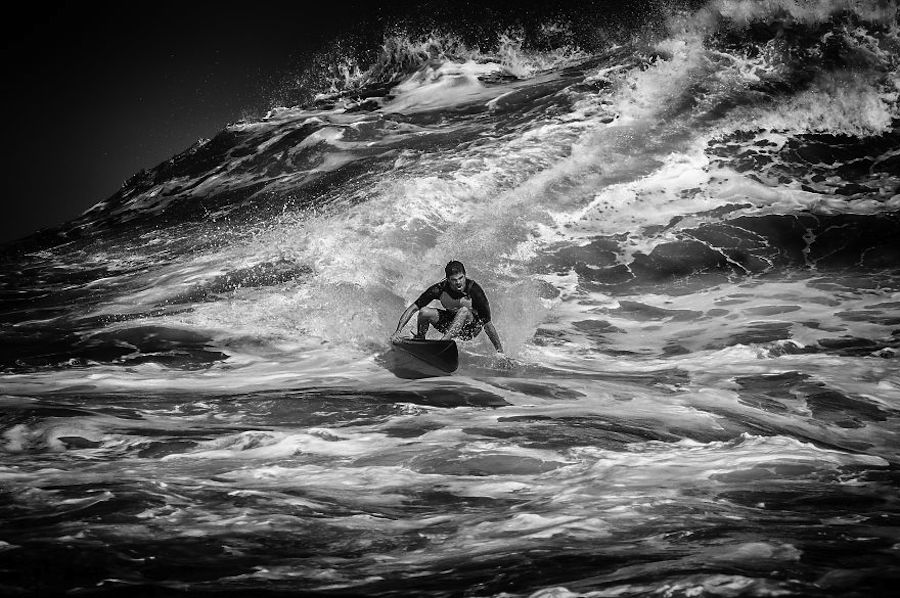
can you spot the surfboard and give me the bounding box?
[388,339,459,378]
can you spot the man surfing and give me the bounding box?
[391,261,504,353]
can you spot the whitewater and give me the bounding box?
[1,1,899,596]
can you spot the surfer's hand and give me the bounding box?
[390,331,403,344]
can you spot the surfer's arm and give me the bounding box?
[392,304,419,342]
[483,321,503,353]
[469,283,502,352]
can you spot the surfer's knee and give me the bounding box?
[455,306,473,321]
[418,307,438,322]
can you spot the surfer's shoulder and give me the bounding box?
[414,281,445,308]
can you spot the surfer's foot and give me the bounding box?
[412,334,426,340]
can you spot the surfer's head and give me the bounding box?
[445,260,466,292]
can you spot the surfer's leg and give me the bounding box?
[416,307,439,339]
[441,306,473,340]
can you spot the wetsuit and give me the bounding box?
[414,278,492,340]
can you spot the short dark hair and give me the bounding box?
[445,260,466,277]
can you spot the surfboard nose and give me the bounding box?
[384,339,459,378]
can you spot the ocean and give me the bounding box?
[1,1,899,596]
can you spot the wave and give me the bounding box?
[2,4,900,594]
[61,2,893,225]
[1,0,898,369]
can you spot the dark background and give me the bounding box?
[4,1,658,244]
[4,1,385,244]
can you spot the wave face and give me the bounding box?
[1,1,899,596]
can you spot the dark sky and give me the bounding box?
[5,2,390,244]
[4,1,651,245]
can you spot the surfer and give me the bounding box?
[391,261,504,353]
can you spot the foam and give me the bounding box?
[713,0,898,26]
[164,428,402,461]
[2,420,106,454]
[383,60,503,113]
[729,71,900,137]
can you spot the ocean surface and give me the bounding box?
[2,1,899,596]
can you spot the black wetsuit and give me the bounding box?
[414,278,492,340]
